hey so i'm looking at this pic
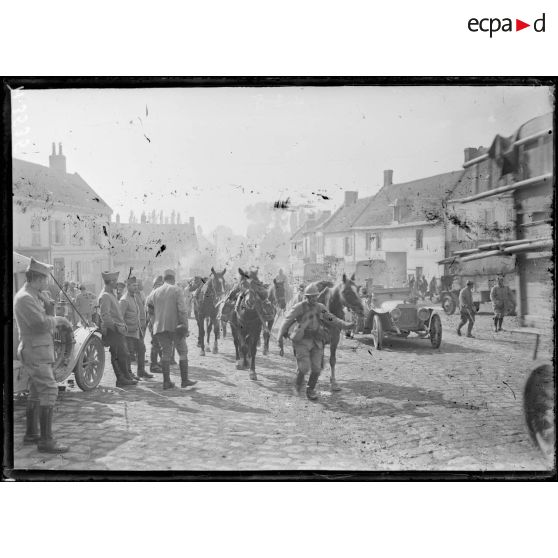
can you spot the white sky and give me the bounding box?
[12,85,553,235]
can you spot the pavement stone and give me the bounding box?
[10,314,554,472]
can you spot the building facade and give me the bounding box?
[13,144,113,294]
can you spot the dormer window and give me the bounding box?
[389,198,400,222]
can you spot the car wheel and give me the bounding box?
[74,335,105,391]
[442,295,456,315]
[429,314,442,348]
[371,314,383,350]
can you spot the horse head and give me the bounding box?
[340,273,365,316]
[272,278,287,310]
[210,267,227,297]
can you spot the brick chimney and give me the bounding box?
[49,142,67,174]
[344,191,358,205]
[383,169,393,186]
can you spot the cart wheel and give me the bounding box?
[429,314,442,348]
[371,314,383,350]
[74,335,105,391]
[442,295,456,315]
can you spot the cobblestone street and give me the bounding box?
[12,311,553,472]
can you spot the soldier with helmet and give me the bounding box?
[278,283,354,401]
[13,257,73,453]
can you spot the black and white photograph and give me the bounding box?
[5,80,555,476]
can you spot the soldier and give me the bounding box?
[14,258,72,453]
[116,281,126,301]
[146,268,196,390]
[278,284,354,401]
[119,276,153,380]
[75,284,93,325]
[146,275,164,373]
[98,270,137,386]
[457,280,476,338]
[490,276,514,332]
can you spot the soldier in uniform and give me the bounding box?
[457,280,476,338]
[119,276,153,380]
[278,284,354,401]
[147,275,164,373]
[75,284,93,325]
[98,270,137,386]
[146,268,197,390]
[490,276,514,332]
[116,281,126,301]
[14,258,72,453]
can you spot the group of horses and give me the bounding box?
[188,267,365,387]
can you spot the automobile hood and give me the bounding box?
[371,300,406,313]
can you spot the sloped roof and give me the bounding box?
[353,170,463,228]
[321,196,373,233]
[12,158,112,214]
[291,211,332,240]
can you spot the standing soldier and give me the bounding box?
[490,276,514,332]
[278,284,354,401]
[116,281,126,301]
[98,270,137,386]
[75,284,93,325]
[146,268,196,390]
[147,275,164,373]
[119,276,153,380]
[457,280,476,338]
[14,258,72,453]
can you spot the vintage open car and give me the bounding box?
[13,252,106,395]
[363,287,442,350]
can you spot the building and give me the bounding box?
[351,169,463,287]
[13,143,113,293]
[445,112,553,327]
[110,214,199,285]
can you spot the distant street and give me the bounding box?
[13,309,552,471]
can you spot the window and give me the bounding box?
[393,205,400,222]
[53,258,65,284]
[54,220,64,244]
[344,237,353,256]
[317,236,324,255]
[416,229,423,250]
[31,216,41,246]
[416,267,423,280]
[376,232,382,250]
[365,233,372,251]
[71,222,82,246]
[506,208,514,225]
[75,261,82,282]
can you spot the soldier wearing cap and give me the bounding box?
[146,275,164,373]
[116,281,126,301]
[98,270,137,386]
[74,284,93,325]
[13,257,73,453]
[119,276,153,380]
[490,276,515,333]
[146,268,196,390]
[457,280,476,338]
[278,283,354,401]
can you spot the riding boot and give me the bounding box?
[493,317,499,332]
[161,360,175,390]
[37,406,68,453]
[498,317,504,332]
[294,370,305,395]
[179,359,197,388]
[114,360,137,387]
[306,371,320,401]
[137,354,153,379]
[23,399,40,444]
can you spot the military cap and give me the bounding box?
[101,270,119,281]
[126,275,137,285]
[466,280,474,286]
[153,275,164,287]
[26,257,53,277]
[163,268,176,278]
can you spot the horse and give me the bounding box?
[307,273,365,391]
[193,267,227,356]
[266,279,287,356]
[230,268,270,380]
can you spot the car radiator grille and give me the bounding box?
[398,308,419,328]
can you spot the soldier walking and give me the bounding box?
[146,268,197,390]
[457,280,476,338]
[98,270,137,386]
[278,284,354,401]
[119,276,153,380]
[13,258,73,453]
[490,276,515,332]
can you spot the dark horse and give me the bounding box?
[266,279,287,356]
[230,268,270,380]
[193,267,227,356]
[308,273,364,391]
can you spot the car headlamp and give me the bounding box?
[418,307,430,321]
